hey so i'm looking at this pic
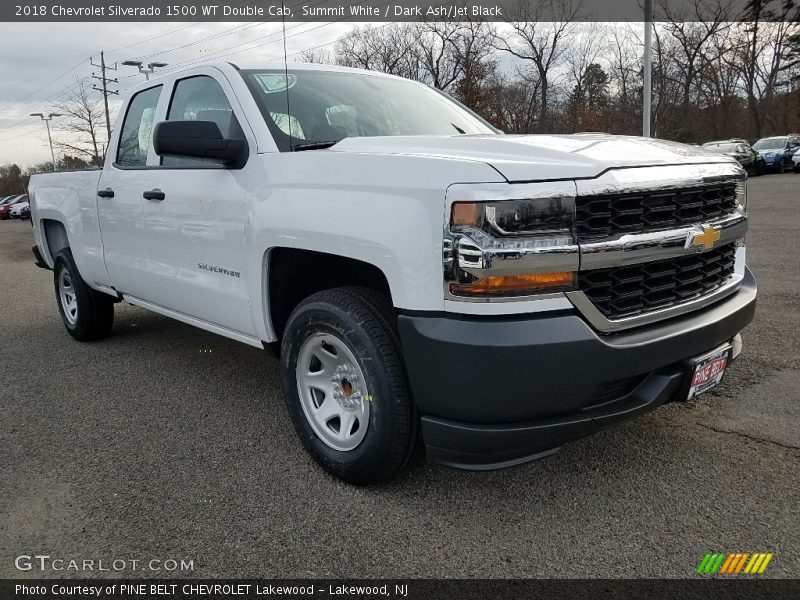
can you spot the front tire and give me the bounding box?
[280,287,417,485]
[54,249,114,341]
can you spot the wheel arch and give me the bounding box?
[40,219,70,265]
[265,247,393,341]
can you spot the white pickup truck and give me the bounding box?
[29,62,756,484]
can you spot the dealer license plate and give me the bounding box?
[687,344,731,400]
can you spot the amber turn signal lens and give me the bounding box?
[450,272,575,296]
[450,202,480,227]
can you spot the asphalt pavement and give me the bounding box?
[1,173,798,579]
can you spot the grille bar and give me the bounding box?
[578,243,737,320]
[576,183,739,242]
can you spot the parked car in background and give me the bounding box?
[752,135,800,172]
[10,198,30,218]
[0,195,26,219]
[702,140,765,175]
[0,194,22,207]
[20,205,31,220]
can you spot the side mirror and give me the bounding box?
[153,120,247,167]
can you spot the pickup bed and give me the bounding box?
[29,62,756,484]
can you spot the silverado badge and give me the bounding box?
[685,225,721,250]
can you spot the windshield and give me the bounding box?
[241,69,496,151]
[753,137,786,150]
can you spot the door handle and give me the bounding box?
[97,188,115,198]
[143,189,165,201]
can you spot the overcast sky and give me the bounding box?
[0,21,356,166]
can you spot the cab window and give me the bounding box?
[116,86,162,167]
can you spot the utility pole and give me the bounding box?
[30,113,62,172]
[643,0,653,137]
[91,51,118,141]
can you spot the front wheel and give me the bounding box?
[280,287,417,485]
[54,249,114,341]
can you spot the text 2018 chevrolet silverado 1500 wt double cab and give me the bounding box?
[29,63,756,484]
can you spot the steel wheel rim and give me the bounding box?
[296,332,370,452]
[58,268,78,325]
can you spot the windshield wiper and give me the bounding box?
[451,123,466,134]
[293,141,340,151]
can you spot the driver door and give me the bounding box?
[139,73,255,337]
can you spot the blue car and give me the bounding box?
[752,135,800,173]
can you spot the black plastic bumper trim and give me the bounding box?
[399,267,757,470]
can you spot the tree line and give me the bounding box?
[1,0,798,194]
[326,1,799,141]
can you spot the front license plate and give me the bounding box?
[687,345,731,400]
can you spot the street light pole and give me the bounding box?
[31,112,62,172]
[121,60,168,81]
[643,0,653,138]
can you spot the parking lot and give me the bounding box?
[1,173,798,579]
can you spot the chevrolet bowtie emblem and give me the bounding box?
[686,225,721,250]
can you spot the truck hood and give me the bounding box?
[331,134,736,182]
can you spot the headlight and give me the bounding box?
[444,182,578,300]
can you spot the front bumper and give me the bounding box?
[398,267,757,470]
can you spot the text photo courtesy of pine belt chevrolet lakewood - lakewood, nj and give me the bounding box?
[1,0,799,596]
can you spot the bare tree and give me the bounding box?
[300,48,333,64]
[659,0,731,109]
[734,1,799,136]
[564,23,607,131]
[52,76,106,165]
[414,21,466,91]
[493,0,584,131]
[335,24,421,80]
[607,24,642,134]
[452,20,498,114]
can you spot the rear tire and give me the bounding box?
[53,248,114,341]
[280,287,417,485]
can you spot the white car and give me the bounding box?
[9,200,30,218]
[28,62,757,484]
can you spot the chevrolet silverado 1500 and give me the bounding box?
[28,62,756,484]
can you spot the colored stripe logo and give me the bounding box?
[697,552,774,574]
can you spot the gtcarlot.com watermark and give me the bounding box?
[15,554,195,573]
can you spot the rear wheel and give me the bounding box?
[54,249,114,341]
[280,287,417,485]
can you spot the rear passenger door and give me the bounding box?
[139,73,255,336]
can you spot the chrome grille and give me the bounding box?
[575,183,738,242]
[578,243,737,320]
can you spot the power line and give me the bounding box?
[0,78,90,140]
[177,0,401,67]
[107,0,270,57]
[1,59,88,117]
[149,0,332,72]
[131,20,267,61]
